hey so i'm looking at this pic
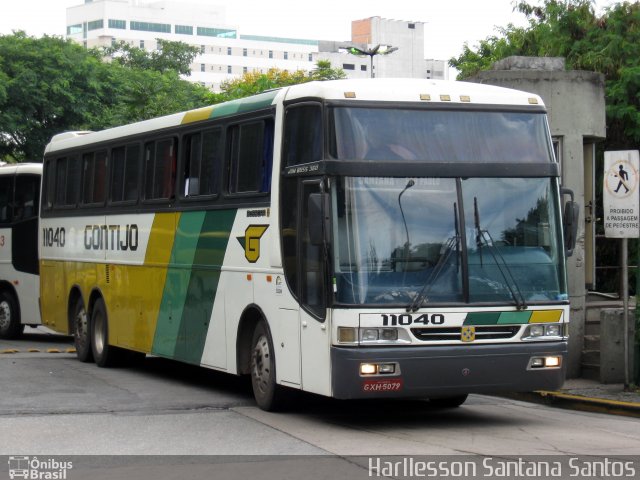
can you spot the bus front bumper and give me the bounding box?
[331,342,567,400]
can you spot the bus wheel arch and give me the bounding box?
[68,286,92,363]
[0,283,23,339]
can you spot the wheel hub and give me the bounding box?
[0,301,10,330]
[252,334,271,393]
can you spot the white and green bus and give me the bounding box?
[0,163,42,338]
[39,79,577,410]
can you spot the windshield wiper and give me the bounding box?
[407,203,460,312]
[473,197,527,310]
[398,179,415,275]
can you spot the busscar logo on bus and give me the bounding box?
[84,224,139,251]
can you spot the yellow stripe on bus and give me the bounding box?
[529,310,563,323]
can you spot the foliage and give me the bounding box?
[0,32,107,162]
[0,33,212,162]
[102,38,200,76]
[217,60,346,101]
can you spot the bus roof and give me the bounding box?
[0,163,43,176]
[45,79,545,155]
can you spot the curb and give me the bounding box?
[503,390,640,419]
[0,348,76,354]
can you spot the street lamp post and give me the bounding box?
[346,44,398,78]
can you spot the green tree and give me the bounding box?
[0,32,108,162]
[0,33,213,162]
[218,61,346,101]
[102,38,200,76]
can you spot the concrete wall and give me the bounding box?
[468,57,606,378]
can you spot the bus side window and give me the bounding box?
[13,175,40,221]
[0,175,13,224]
[228,118,273,194]
[111,145,141,203]
[54,156,80,208]
[145,138,177,200]
[283,104,322,167]
[82,150,107,205]
[182,128,221,198]
[183,132,202,196]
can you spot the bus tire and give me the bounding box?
[0,290,23,339]
[72,299,93,363]
[250,321,287,411]
[90,298,120,368]
[429,394,468,408]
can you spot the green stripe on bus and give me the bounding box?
[464,312,501,325]
[173,209,236,364]
[209,90,278,119]
[152,211,206,358]
[497,311,532,324]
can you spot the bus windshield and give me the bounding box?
[329,107,553,162]
[332,177,567,306]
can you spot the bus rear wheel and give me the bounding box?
[0,290,23,339]
[250,321,287,411]
[90,298,121,367]
[72,299,93,363]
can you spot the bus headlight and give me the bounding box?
[337,327,409,345]
[360,327,399,343]
[522,323,565,340]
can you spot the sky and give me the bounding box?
[0,0,619,61]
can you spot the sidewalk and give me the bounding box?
[507,378,640,418]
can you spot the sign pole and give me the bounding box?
[603,150,639,391]
[622,237,630,388]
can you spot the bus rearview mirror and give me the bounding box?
[561,187,579,257]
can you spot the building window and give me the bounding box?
[408,23,416,29]
[343,63,355,70]
[243,48,247,57]
[200,64,205,72]
[87,19,104,31]
[200,45,205,54]
[111,37,117,46]
[308,54,313,62]
[196,27,236,38]
[130,21,171,33]
[67,24,83,35]
[360,65,367,71]
[268,50,273,59]
[284,51,288,60]
[227,47,232,55]
[175,24,193,35]
[139,40,145,49]
[108,19,126,30]
[227,65,232,74]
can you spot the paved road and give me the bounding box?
[1,328,640,479]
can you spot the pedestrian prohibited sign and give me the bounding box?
[604,150,640,238]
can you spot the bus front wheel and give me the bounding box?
[0,290,23,339]
[250,321,287,411]
[72,299,93,363]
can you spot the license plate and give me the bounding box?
[362,378,403,392]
